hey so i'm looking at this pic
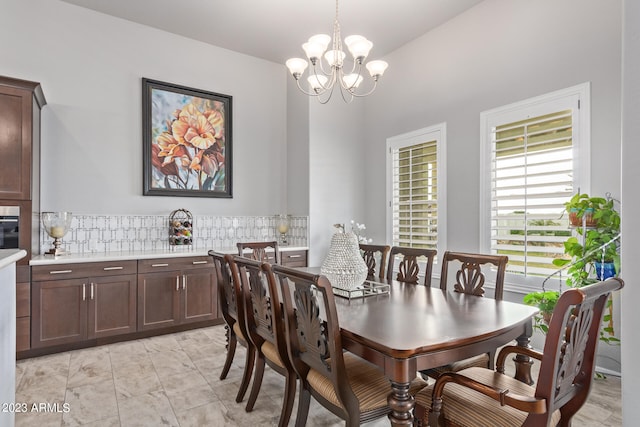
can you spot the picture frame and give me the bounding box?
[142,78,232,198]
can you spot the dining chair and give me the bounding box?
[271,264,427,427]
[386,246,437,286]
[422,251,509,380]
[233,256,296,427]
[237,241,281,264]
[359,243,390,279]
[413,277,624,427]
[209,251,255,403]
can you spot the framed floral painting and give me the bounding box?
[142,78,232,198]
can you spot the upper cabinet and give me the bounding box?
[0,75,46,201]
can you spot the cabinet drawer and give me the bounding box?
[281,250,308,267]
[31,260,138,281]
[16,282,30,318]
[138,256,213,273]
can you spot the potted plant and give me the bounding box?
[564,193,608,228]
[523,290,560,333]
[525,193,621,342]
[554,195,620,287]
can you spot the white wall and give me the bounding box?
[0,0,288,217]
[308,98,366,266]
[286,78,310,216]
[620,0,639,423]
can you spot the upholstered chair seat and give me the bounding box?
[415,367,561,427]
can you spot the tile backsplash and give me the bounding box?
[39,214,308,254]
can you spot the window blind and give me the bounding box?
[391,141,438,250]
[490,110,573,276]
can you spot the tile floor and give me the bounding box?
[14,325,622,426]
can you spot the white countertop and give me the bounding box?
[29,246,308,265]
[0,249,27,269]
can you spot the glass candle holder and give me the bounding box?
[276,214,292,245]
[41,211,73,256]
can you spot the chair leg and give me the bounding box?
[294,385,311,427]
[236,344,256,403]
[245,353,266,412]
[219,327,237,380]
[278,372,297,427]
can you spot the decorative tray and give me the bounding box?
[332,280,390,300]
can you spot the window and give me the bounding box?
[387,124,446,255]
[480,83,590,290]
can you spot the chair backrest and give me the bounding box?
[438,251,508,300]
[271,264,359,415]
[386,246,437,286]
[209,250,247,331]
[234,255,289,367]
[531,277,623,425]
[237,241,281,264]
[359,243,390,279]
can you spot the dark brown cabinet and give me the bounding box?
[16,265,31,351]
[31,261,137,348]
[0,76,46,263]
[281,249,307,267]
[137,256,217,331]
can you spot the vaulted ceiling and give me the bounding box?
[61,0,484,64]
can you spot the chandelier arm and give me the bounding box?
[308,61,338,94]
[338,87,355,103]
[347,80,380,98]
[339,60,363,91]
[314,59,333,78]
[318,85,336,104]
[294,79,326,97]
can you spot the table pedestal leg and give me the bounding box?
[388,382,414,427]
[514,328,534,385]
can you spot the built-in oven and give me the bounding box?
[0,206,20,250]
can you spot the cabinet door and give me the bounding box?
[88,274,137,339]
[137,271,181,330]
[182,267,217,324]
[0,85,32,200]
[31,278,87,348]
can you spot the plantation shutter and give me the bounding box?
[391,141,438,250]
[490,110,573,276]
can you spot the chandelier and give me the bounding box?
[285,0,388,104]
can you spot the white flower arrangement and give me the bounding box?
[350,220,372,244]
[332,220,372,244]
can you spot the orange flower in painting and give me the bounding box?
[171,104,223,151]
[156,132,190,166]
[151,144,179,177]
[190,141,225,176]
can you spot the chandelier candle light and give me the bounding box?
[285,0,388,103]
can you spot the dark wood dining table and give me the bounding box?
[300,268,539,427]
